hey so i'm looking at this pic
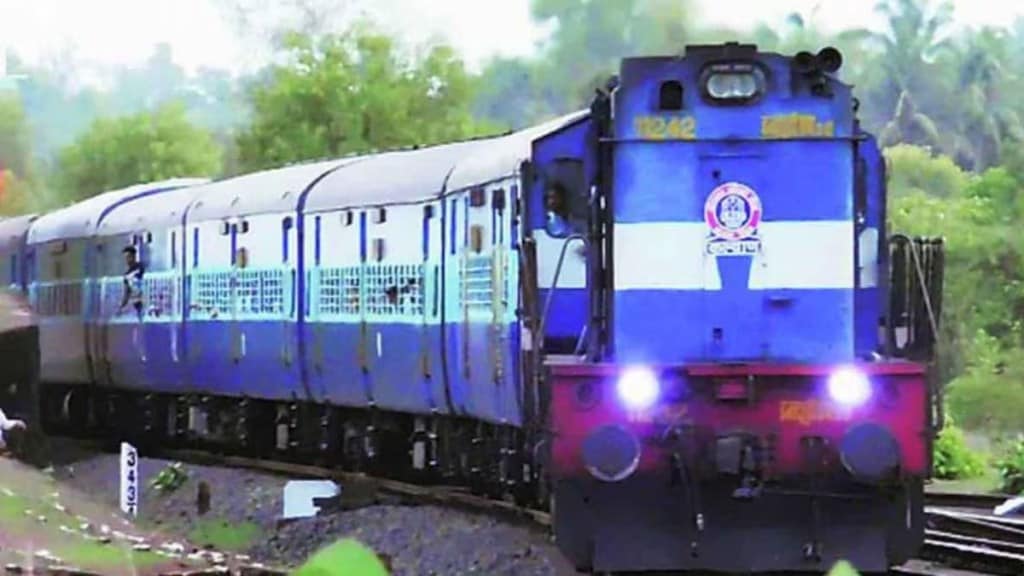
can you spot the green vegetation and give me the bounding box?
[150,462,189,494]
[0,490,33,522]
[995,438,1024,493]
[55,542,163,570]
[933,418,986,480]
[54,103,222,205]
[886,144,1024,446]
[188,518,261,551]
[236,27,499,173]
[293,539,390,576]
[0,481,167,572]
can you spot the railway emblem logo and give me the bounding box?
[704,182,762,256]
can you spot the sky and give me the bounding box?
[2,0,1024,79]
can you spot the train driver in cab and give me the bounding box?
[119,245,145,319]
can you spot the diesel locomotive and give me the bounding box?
[0,43,944,574]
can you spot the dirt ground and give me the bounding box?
[0,455,244,575]
[7,437,578,575]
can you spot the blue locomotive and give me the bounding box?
[3,43,945,573]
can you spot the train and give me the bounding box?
[0,42,946,574]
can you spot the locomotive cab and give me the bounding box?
[531,43,942,574]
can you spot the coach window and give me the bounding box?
[281,217,293,263]
[192,227,200,268]
[469,188,487,208]
[314,215,322,266]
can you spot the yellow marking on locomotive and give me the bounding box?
[634,115,697,140]
[761,114,835,139]
[779,400,849,425]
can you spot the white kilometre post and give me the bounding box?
[120,442,139,517]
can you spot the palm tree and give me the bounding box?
[953,27,1024,170]
[872,0,955,90]
[879,90,942,151]
[869,0,955,138]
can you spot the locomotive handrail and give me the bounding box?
[895,234,941,347]
[536,233,589,356]
[890,233,945,433]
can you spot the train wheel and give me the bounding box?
[60,388,90,435]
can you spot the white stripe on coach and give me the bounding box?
[614,221,856,291]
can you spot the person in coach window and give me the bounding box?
[119,245,145,320]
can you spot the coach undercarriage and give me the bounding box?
[40,383,547,508]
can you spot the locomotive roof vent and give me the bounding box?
[684,42,757,60]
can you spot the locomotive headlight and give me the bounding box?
[617,366,660,410]
[705,72,759,100]
[827,367,871,407]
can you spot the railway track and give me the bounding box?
[918,492,1024,576]
[925,491,1016,511]
[151,447,553,530]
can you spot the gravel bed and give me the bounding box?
[255,504,565,575]
[40,439,577,575]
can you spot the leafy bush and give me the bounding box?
[995,438,1024,494]
[933,418,985,479]
[946,331,1024,433]
[150,462,188,494]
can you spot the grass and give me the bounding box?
[0,482,169,573]
[55,542,164,570]
[293,539,390,576]
[931,466,1003,493]
[188,518,261,551]
[0,491,32,521]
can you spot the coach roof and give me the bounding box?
[0,214,37,252]
[27,178,208,244]
[185,158,361,223]
[302,140,491,213]
[445,110,588,193]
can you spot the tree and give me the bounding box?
[7,49,107,160]
[0,95,41,215]
[54,103,222,204]
[214,0,361,56]
[0,171,36,216]
[879,91,942,151]
[871,0,955,96]
[861,0,956,139]
[949,28,1024,170]
[474,0,697,128]
[235,28,499,172]
[0,95,33,178]
[887,145,1024,432]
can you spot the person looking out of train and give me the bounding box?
[119,246,145,319]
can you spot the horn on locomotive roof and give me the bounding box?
[793,51,816,74]
[816,47,843,73]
